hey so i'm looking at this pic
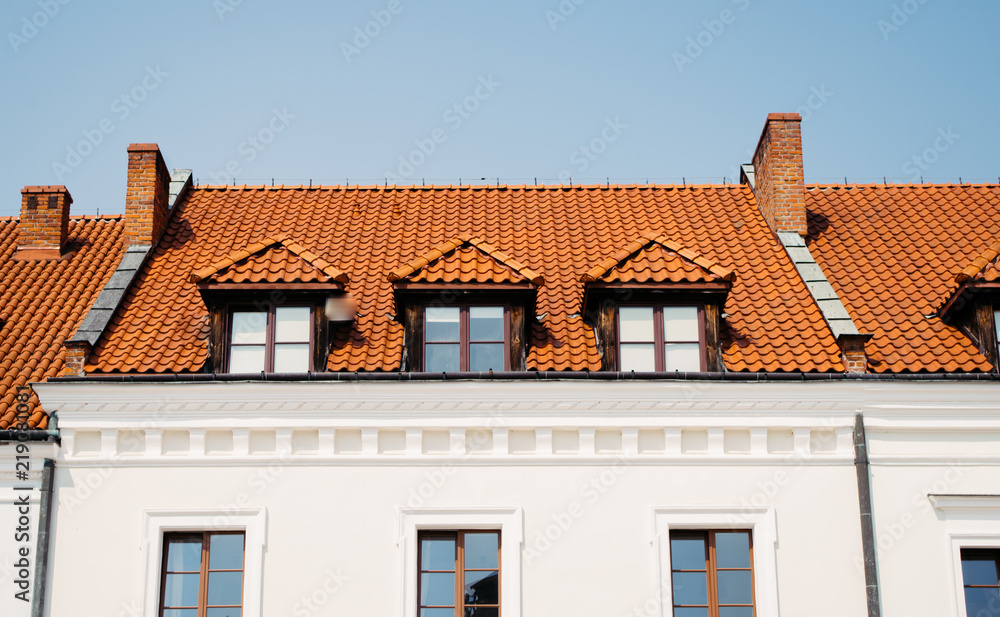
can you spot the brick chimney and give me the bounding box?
[124,143,170,247]
[751,113,808,236]
[15,185,72,260]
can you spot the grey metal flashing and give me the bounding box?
[69,169,193,347]
[777,231,863,340]
[739,163,755,188]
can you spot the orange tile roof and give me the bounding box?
[389,235,543,286]
[806,184,1000,373]
[86,184,843,373]
[955,236,1000,284]
[0,216,124,428]
[191,236,349,285]
[583,232,736,284]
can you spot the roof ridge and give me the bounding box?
[956,237,1000,283]
[388,236,544,286]
[190,236,349,284]
[581,232,736,283]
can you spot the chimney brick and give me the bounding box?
[63,341,91,376]
[124,143,170,247]
[16,185,72,260]
[751,113,808,236]
[840,334,869,374]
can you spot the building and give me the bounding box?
[3,113,1000,616]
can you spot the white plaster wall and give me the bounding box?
[45,462,865,617]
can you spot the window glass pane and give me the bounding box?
[665,343,700,371]
[719,608,754,617]
[470,343,505,371]
[209,534,244,571]
[207,609,241,617]
[672,571,708,606]
[464,570,499,604]
[962,553,999,586]
[231,312,266,344]
[229,345,265,373]
[421,537,456,571]
[995,310,999,343]
[620,344,655,371]
[619,307,654,342]
[163,611,198,617]
[465,608,499,617]
[426,307,460,342]
[166,538,202,571]
[674,609,709,617]
[717,570,753,605]
[207,571,243,606]
[274,343,310,372]
[965,587,1000,617]
[670,536,707,571]
[715,532,752,569]
[426,344,460,372]
[275,307,310,342]
[664,306,699,341]
[164,573,201,607]
[420,572,455,606]
[469,306,504,341]
[464,533,499,569]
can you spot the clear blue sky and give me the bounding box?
[2,0,998,216]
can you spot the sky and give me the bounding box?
[1,0,998,217]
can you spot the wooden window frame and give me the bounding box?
[422,304,511,372]
[670,530,756,617]
[159,531,246,617]
[615,304,707,372]
[417,530,502,617]
[225,303,315,373]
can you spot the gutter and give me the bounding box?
[854,414,882,617]
[48,370,1000,383]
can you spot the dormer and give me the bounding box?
[581,232,736,372]
[939,238,1000,372]
[190,236,351,374]
[388,235,543,372]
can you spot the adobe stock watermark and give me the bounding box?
[556,116,627,183]
[545,0,588,31]
[673,0,751,73]
[289,565,350,616]
[901,127,960,182]
[384,75,501,182]
[341,0,408,63]
[51,65,169,182]
[878,0,930,41]
[204,107,295,184]
[7,0,71,54]
[213,0,246,21]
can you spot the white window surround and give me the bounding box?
[930,494,1000,617]
[398,506,523,617]
[652,506,779,617]
[140,507,267,617]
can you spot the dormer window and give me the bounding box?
[938,239,1000,373]
[190,236,352,374]
[619,305,703,372]
[389,235,543,372]
[425,305,508,372]
[229,306,312,373]
[582,233,735,373]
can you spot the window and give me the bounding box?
[424,306,507,372]
[994,310,999,362]
[228,305,311,373]
[670,530,755,617]
[961,549,1000,617]
[418,531,500,617]
[160,532,245,617]
[618,305,703,372]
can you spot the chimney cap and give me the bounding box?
[21,185,73,201]
[127,143,161,152]
[765,112,802,123]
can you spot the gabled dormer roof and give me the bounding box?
[389,235,544,287]
[190,236,349,287]
[582,232,736,286]
[956,237,1000,285]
